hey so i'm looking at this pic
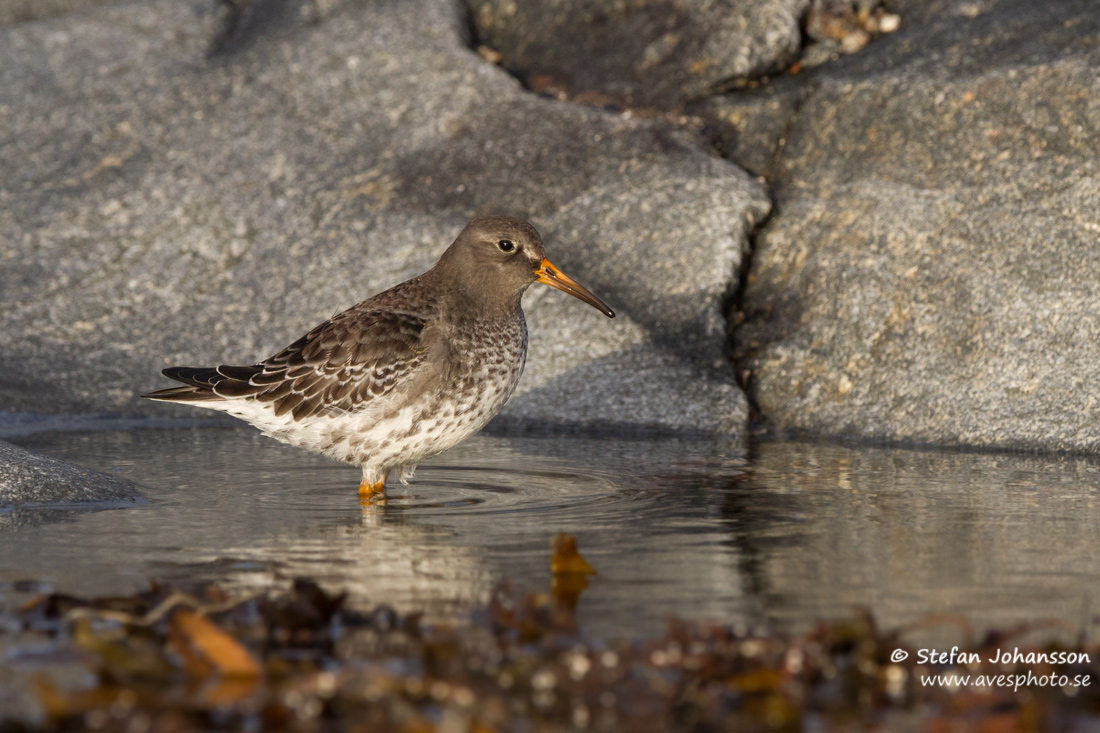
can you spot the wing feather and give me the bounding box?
[146,277,437,415]
[247,309,429,418]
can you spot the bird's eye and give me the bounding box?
[497,239,515,252]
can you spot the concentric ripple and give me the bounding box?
[371,464,641,518]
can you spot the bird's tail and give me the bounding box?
[141,366,252,403]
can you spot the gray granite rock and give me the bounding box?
[465,0,809,108]
[734,0,1100,450]
[0,0,770,435]
[881,0,1000,27]
[0,0,120,26]
[692,76,803,178]
[691,1,903,178]
[0,440,143,506]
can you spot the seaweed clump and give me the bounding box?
[1,537,1099,731]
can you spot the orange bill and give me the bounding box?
[534,259,615,317]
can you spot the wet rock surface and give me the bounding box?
[0,0,769,435]
[730,0,1100,450]
[466,0,809,108]
[0,439,143,506]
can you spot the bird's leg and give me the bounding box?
[358,469,388,498]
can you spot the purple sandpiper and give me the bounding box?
[143,217,614,497]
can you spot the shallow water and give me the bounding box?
[3,426,1100,643]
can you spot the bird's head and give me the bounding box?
[437,216,614,317]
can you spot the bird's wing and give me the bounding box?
[207,307,435,420]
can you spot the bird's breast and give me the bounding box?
[444,315,527,413]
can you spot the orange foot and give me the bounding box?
[358,478,386,499]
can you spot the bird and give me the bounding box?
[142,216,614,498]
